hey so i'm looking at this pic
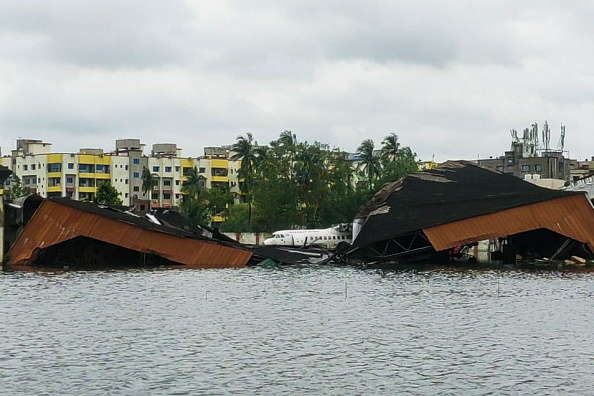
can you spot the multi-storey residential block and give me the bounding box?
[147,143,184,209]
[112,139,145,208]
[2,138,203,213]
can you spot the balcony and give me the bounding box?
[211,175,229,183]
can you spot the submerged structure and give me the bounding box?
[348,161,594,265]
[8,198,254,270]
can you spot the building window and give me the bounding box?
[133,186,140,192]
[96,164,103,171]
[79,164,94,173]
[151,193,158,200]
[534,164,542,172]
[506,158,514,165]
[163,180,171,186]
[175,180,180,185]
[125,179,129,184]
[31,164,36,170]
[175,194,180,199]
[521,165,530,172]
[133,172,140,178]
[125,165,129,170]
[23,165,28,171]
[125,193,129,198]
[133,158,140,165]
[66,177,73,183]
[165,166,171,172]
[199,167,205,173]
[163,193,171,200]
[48,163,62,172]
[175,166,180,172]
[153,166,159,172]
[66,191,73,198]
[68,163,74,169]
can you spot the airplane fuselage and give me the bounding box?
[263,226,352,248]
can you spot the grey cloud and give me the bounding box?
[0,0,194,67]
[1,1,593,162]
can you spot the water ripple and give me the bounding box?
[1,266,593,394]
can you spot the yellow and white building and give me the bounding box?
[1,139,244,224]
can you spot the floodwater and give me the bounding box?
[1,266,593,395]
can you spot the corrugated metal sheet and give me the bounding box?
[424,194,594,252]
[9,200,252,269]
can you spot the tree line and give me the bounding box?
[180,131,419,232]
[4,132,419,233]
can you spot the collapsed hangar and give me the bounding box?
[8,198,254,270]
[348,161,594,264]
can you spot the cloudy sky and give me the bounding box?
[1,0,593,161]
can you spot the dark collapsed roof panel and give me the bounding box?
[48,197,196,238]
[353,161,581,248]
[48,197,245,249]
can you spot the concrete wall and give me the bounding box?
[222,232,270,245]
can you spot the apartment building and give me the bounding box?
[146,143,185,209]
[1,139,246,224]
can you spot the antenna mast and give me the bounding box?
[558,124,565,152]
[541,121,550,152]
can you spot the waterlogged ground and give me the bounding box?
[1,266,593,395]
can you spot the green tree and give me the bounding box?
[179,167,210,223]
[141,168,159,197]
[381,133,400,162]
[8,175,31,199]
[96,181,123,206]
[223,131,418,233]
[356,139,382,191]
[378,145,419,186]
[231,133,264,225]
[205,183,234,220]
[219,203,251,232]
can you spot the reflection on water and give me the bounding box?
[1,266,593,394]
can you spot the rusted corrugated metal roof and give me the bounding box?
[9,199,252,269]
[424,194,594,252]
[352,161,581,248]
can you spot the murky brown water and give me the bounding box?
[1,266,593,395]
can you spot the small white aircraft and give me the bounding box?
[263,224,352,248]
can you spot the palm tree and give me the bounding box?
[180,167,209,222]
[381,133,400,162]
[231,133,262,225]
[356,139,381,191]
[182,167,205,192]
[141,168,159,197]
